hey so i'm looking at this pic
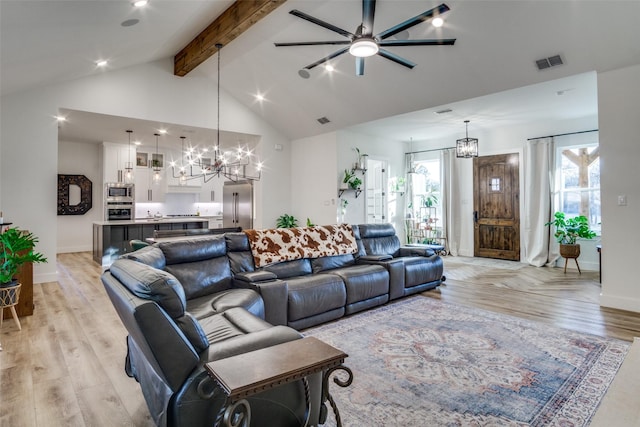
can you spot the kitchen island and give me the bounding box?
[92,217,208,266]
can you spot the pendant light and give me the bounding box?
[152,133,162,184]
[124,130,135,183]
[456,120,479,158]
[168,43,262,183]
[179,136,187,186]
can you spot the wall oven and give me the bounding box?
[105,204,133,221]
[105,183,134,221]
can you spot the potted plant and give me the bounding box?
[349,176,362,190]
[341,169,354,189]
[276,213,298,228]
[354,147,368,170]
[0,228,47,302]
[545,212,596,259]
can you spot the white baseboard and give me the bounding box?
[34,272,58,284]
[600,293,640,313]
[57,245,92,253]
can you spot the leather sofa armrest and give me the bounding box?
[234,271,278,283]
[233,278,289,326]
[357,257,405,300]
[398,246,436,257]
[359,254,393,262]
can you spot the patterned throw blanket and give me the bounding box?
[244,224,358,268]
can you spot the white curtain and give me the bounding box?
[523,137,559,266]
[441,148,461,256]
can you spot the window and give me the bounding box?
[558,145,600,232]
[407,159,442,244]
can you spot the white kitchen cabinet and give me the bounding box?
[135,167,167,202]
[103,142,134,183]
[199,177,223,202]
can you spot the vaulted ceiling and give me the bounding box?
[2,1,640,143]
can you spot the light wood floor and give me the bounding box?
[1,252,639,426]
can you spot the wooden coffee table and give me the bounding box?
[205,336,352,427]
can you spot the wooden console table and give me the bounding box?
[205,336,352,427]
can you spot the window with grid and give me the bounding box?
[558,145,600,233]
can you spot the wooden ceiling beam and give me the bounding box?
[174,0,286,77]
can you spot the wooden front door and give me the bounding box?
[473,153,520,260]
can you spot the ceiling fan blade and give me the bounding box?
[377,48,416,69]
[379,38,456,47]
[362,0,376,35]
[376,3,450,40]
[289,10,354,38]
[275,41,351,47]
[304,47,350,70]
[356,57,365,76]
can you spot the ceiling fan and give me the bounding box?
[274,1,456,76]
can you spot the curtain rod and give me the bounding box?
[405,146,456,155]
[527,129,598,141]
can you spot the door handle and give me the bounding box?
[473,211,478,223]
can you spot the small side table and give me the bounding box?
[205,336,352,427]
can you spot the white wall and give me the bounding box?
[291,132,338,227]
[57,140,103,252]
[0,59,292,283]
[598,63,640,312]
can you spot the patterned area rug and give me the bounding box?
[304,297,629,426]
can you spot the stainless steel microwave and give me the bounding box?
[106,183,134,200]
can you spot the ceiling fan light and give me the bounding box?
[349,38,379,57]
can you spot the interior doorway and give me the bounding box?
[473,153,520,260]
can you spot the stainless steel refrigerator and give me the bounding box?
[223,181,253,229]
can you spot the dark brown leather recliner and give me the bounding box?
[101,237,323,427]
[355,223,445,300]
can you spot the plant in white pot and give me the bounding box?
[545,212,596,272]
[0,228,48,291]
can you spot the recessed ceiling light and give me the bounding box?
[95,60,108,67]
[158,129,167,134]
[55,115,67,122]
[255,94,265,102]
[432,17,444,27]
[132,0,148,7]
[134,140,142,145]
[324,64,335,72]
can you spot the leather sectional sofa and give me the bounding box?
[101,223,444,426]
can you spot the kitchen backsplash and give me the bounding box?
[135,193,221,218]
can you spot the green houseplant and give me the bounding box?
[276,214,298,228]
[545,212,596,260]
[348,176,362,190]
[0,228,48,286]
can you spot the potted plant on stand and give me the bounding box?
[0,228,47,337]
[545,212,596,273]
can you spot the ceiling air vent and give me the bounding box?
[317,117,331,125]
[536,54,563,70]
[435,108,453,115]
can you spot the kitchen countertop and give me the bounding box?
[93,217,210,226]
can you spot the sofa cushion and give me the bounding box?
[165,257,232,300]
[324,264,389,304]
[403,256,444,288]
[310,254,355,273]
[226,232,256,274]
[109,258,185,318]
[287,275,346,322]
[358,223,401,257]
[264,259,312,279]
[124,246,166,270]
[159,235,227,264]
[186,288,264,320]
